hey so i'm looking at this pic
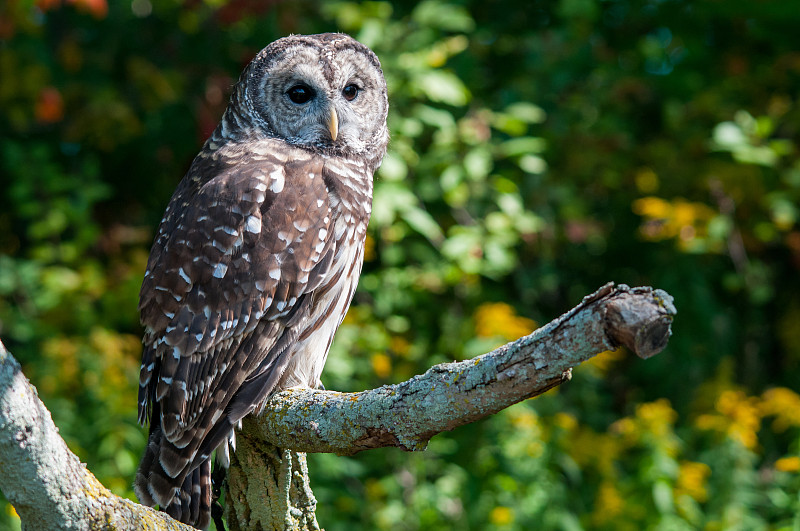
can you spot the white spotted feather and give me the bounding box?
[134,32,389,529]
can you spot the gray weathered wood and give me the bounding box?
[0,283,676,530]
[225,283,676,529]
[0,342,195,530]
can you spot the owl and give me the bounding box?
[134,33,389,528]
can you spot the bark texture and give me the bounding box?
[241,283,674,454]
[0,342,195,530]
[0,282,676,530]
[225,443,320,531]
[225,283,675,528]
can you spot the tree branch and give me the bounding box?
[0,282,675,529]
[0,341,195,530]
[243,283,676,454]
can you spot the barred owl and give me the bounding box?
[134,33,388,528]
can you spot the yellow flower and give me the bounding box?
[591,481,624,526]
[635,398,678,438]
[716,390,762,450]
[760,387,800,432]
[608,399,679,455]
[694,414,728,432]
[508,407,538,430]
[696,390,763,450]
[363,233,376,261]
[489,506,514,526]
[610,417,638,445]
[632,196,671,219]
[675,461,711,503]
[586,349,625,373]
[474,302,537,342]
[632,196,715,243]
[390,336,411,357]
[553,412,578,432]
[569,428,620,476]
[370,353,392,379]
[775,456,800,473]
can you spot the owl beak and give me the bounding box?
[327,107,339,141]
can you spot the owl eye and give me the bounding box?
[342,84,359,101]
[286,84,315,104]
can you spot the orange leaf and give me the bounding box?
[36,0,62,12]
[67,0,108,19]
[35,87,64,124]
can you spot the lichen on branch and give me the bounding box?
[0,283,675,530]
[244,283,676,454]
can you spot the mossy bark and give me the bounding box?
[225,440,320,531]
[0,283,675,530]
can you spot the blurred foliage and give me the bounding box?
[2,0,800,529]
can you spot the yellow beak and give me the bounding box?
[327,107,338,141]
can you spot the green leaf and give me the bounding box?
[411,1,475,32]
[498,137,547,157]
[504,102,547,124]
[413,70,470,106]
[463,147,493,181]
[401,205,444,244]
[653,480,675,514]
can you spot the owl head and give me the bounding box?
[218,33,389,167]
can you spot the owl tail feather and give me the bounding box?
[134,425,212,530]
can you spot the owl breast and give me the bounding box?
[275,153,372,393]
[135,32,388,529]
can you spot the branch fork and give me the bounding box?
[0,282,676,530]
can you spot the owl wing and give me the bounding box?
[137,141,337,473]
